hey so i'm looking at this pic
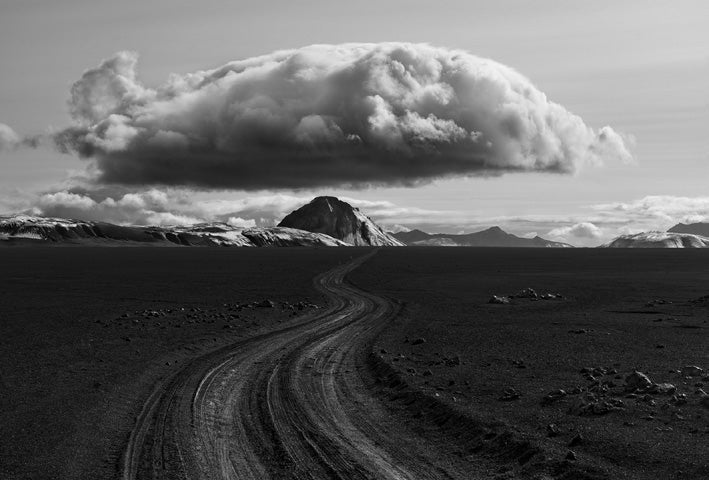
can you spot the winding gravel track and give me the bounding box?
[122,250,469,480]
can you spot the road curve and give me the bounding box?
[122,250,470,480]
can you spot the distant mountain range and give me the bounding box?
[15,197,709,249]
[602,231,709,248]
[599,222,709,248]
[392,226,573,248]
[0,215,349,247]
[0,197,404,248]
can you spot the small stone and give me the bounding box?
[546,424,560,437]
[411,337,426,346]
[445,355,462,367]
[568,434,583,447]
[681,366,704,377]
[542,389,567,404]
[422,369,433,377]
[565,451,577,461]
[499,387,521,401]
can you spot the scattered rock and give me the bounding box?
[568,329,588,334]
[422,369,433,377]
[568,394,624,415]
[513,288,538,299]
[255,299,275,308]
[565,451,577,461]
[411,337,426,346]
[625,371,653,392]
[488,295,511,305]
[499,387,521,401]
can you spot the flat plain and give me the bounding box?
[351,248,709,479]
[1,247,707,479]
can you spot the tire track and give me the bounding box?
[122,250,471,480]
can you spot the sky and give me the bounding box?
[0,0,707,246]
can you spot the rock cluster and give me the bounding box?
[488,287,564,305]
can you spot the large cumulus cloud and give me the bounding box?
[55,43,632,189]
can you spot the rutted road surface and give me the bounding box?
[122,250,472,480]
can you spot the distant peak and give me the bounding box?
[485,226,504,232]
[310,195,341,204]
[278,196,403,246]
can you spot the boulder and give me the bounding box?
[652,383,677,395]
[625,371,653,392]
[488,295,511,305]
[681,365,704,377]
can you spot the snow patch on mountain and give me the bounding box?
[601,231,709,248]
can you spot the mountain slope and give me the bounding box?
[392,226,573,247]
[278,196,404,246]
[0,215,347,247]
[601,231,709,248]
[668,222,709,237]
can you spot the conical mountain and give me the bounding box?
[278,196,404,246]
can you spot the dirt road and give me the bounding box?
[121,251,474,480]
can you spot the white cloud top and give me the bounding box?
[56,43,632,189]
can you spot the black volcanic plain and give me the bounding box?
[1,247,707,479]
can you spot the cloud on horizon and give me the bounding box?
[54,43,632,190]
[21,186,458,230]
[590,195,709,226]
[547,222,603,244]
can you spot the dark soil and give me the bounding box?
[0,247,359,480]
[350,247,709,480]
[3,247,708,479]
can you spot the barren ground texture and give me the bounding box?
[1,248,707,479]
[350,248,709,479]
